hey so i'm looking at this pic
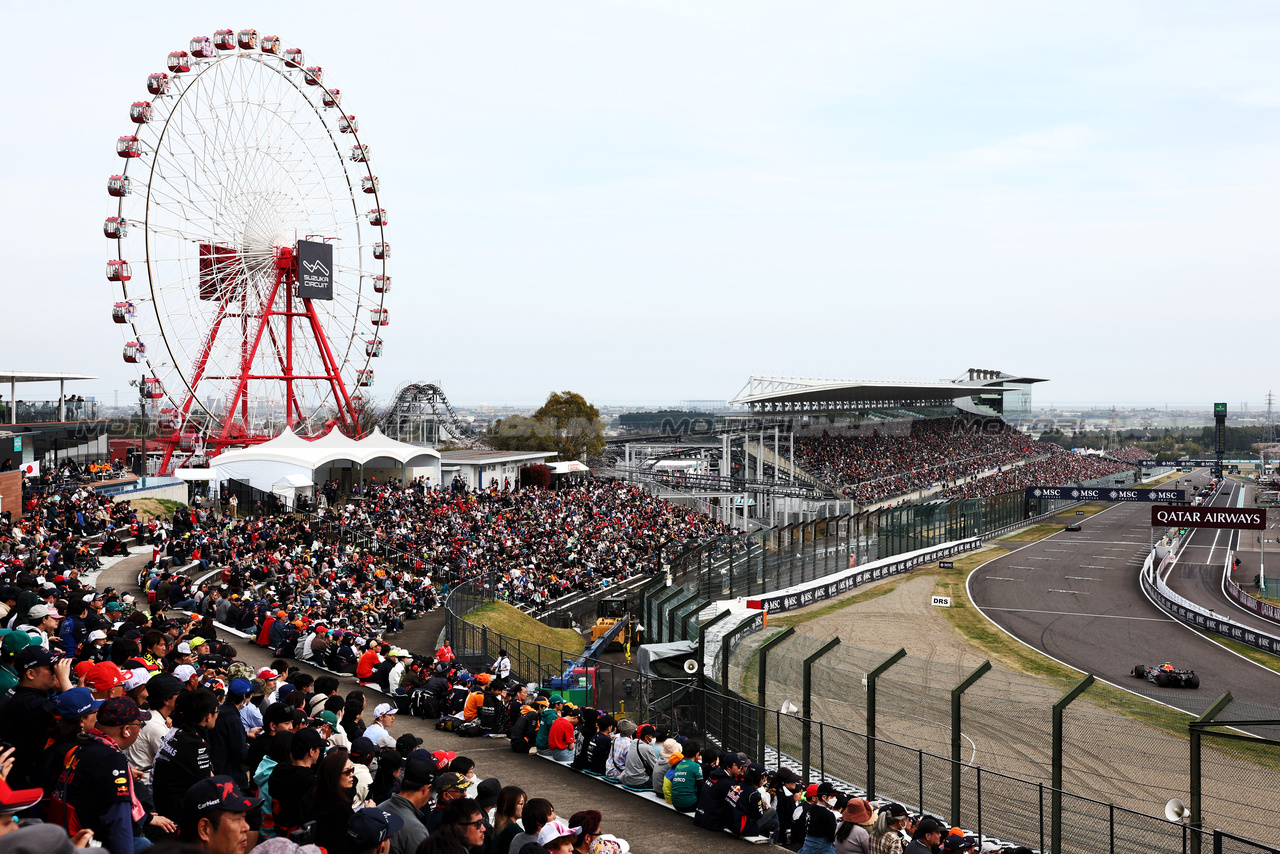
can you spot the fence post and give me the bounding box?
[866,648,907,798]
[1189,692,1233,854]
[481,625,489,662]
[720,616,759,695]
[1051,674,1095,854]
[697,609,734,684]
[950,660,991,826]
[667,591,699,642]
[680,597,707,642]
[652,586,684,643]
[802,637,842,783]
[756,628,796,706]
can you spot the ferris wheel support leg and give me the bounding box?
[157,297,234,475]
[218,276,285,446]
[300,297,358,434]
[286,277,296,427]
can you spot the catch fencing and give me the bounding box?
[445,576,1280,853]
[735,626,1280,853]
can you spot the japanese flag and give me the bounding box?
[21,462,39,477]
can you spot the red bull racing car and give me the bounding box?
[1132,663,1200,689]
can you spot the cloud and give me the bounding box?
[964,125,1097,167]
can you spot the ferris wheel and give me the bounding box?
[106,29,389,474]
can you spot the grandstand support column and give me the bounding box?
[1050,674,1095,854]
[951,660,992,826]
[774,425,779,483]
[721,434,730,479]
[802,637,842,784]
[790,431,795,484]
[866,648,907,798]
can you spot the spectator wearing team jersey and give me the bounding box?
[152,688,219,823]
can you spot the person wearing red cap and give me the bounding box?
[84,662,126,702]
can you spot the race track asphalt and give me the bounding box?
[1163,475,1280,635]
[967,471,1280,715]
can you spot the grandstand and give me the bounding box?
[610,368,1081,526]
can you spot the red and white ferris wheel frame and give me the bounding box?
[106,29,389,474]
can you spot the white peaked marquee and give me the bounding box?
[176,426,441,495]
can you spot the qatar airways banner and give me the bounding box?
[1150,506,1267,530]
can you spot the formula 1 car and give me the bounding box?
[1132,663,1200,689]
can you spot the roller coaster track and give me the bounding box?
[380,382,476,439]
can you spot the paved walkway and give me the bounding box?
[97,554,779,854]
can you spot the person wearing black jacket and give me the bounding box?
[693,752,749,832]
[509,706,539,754]
[152,688,218,822]
[0,646,72,789]
[267,726,324,837]
[581,715,614,776]
[210,679,256,789]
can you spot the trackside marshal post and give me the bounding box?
[1151,506,1266,530]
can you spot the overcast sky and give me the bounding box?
[9,3,1280,409]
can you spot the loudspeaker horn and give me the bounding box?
[1165,798,1191,823]
[683,659,699,675]
[779,699,800,715]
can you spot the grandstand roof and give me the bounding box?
[730,371,1047,413]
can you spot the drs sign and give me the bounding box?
[297,240,334,301]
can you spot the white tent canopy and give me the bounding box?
[176,426,441,495]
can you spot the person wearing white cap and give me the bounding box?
[535,819,582,854]
[363,703,397,749]
[18,604,62,650]
[84,630,110,663]
[173,664,200,689]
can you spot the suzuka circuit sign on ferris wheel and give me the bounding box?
[297,240,334,300]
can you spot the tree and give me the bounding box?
[521,463,551,489]
[485,391,605,462]
[533,391,606,462]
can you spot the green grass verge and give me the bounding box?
[466,602,585,655]
[131,497,187,519]
[998,524,1063,543]
[1054,503,1108,518]
[1195,631,1280,675]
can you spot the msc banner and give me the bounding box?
[1150,506,1267,530]
[297,240,334,300]
[1025,486,1185,503]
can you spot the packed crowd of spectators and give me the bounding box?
[792,419,1046,505]
[0,579,649,854]
[125,477,737,678]
[1106,446,1152,465]
[936,445,1133,499]
[2,483,154,579]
